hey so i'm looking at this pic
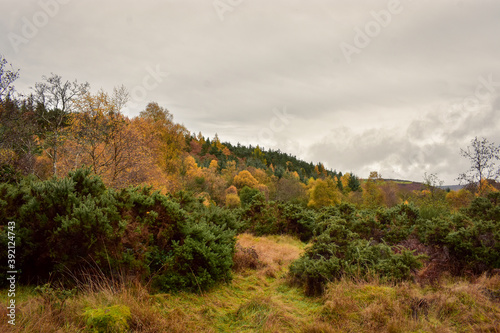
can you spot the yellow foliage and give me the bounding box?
[225,193,241,208]
[478,179,498,196]
[307,178,341,208]
[138,102,188,173]
[249,168,268,184]
[222,160,238,183]
[340,173,351,191]
[208,160,218,172]
[446,189,474,211]
[362,172,385,208]
[233,170,259,189]
[197,192,212,207]
[0,148,16,164]
[212,133,224,151]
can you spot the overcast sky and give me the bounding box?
[1,0,500,184]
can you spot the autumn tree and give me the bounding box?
[233,170,258,189]
[379,181,400,207]
[307,177,341,208]
[251,146,267,166]
[313,162,327,179]
[362,171,385,209]
[138,102,188,174]
[203,159,228,204]
[225,185,240,208]
[33,74,90,176]
[69,87,131,185]
[71,90,118,175]
[423,172,444,199]
[340,173,352,193]
[458,137,500,195]
[1,97,48,178]
[221,160,239,183]
[446,189,474,211]
[275,171,306,202]
[125,119,167,189]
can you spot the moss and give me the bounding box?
[83,304,131,333]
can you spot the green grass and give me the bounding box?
[1,234,500,332]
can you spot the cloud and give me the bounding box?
[307,88,500,184]
[1,0,500,184]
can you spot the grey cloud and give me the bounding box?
[1,0,500,184]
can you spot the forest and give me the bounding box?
[1,56,500,332]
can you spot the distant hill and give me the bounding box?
[383,179,425,192]
[438,184,464,191]
[381,179,464,192]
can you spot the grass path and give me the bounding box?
[1,233,500,332]
[153,233,323,332]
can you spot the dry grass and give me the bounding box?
[1,235,499,332]
[236,233,305,278]
[309,275,500,333]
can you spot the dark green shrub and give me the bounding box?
[279,203,316,241]
[34,283,76,313]
[488,192,500,206]
[349,212,383,241]
[115,188,237,293]
[417,217,455,244]
[290,218,423,296]
[415,201,500,274]
[151,218,235,292]
[376,204,419,244]
[0,169,121,284]
[239,186,262,206]
[444,219,500,272]
[0,169,238,292]
[464,197,493,221]
[239,194,280,236]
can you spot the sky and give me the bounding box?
[1,0,499,184]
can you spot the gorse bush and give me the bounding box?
[0,169,237,292]
[0,169,120,283]
[239,199,316,241]
[414,194,500,274]
[1,168,499,295]
[289,216,424,296]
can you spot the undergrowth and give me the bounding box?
[1,234,499,332]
